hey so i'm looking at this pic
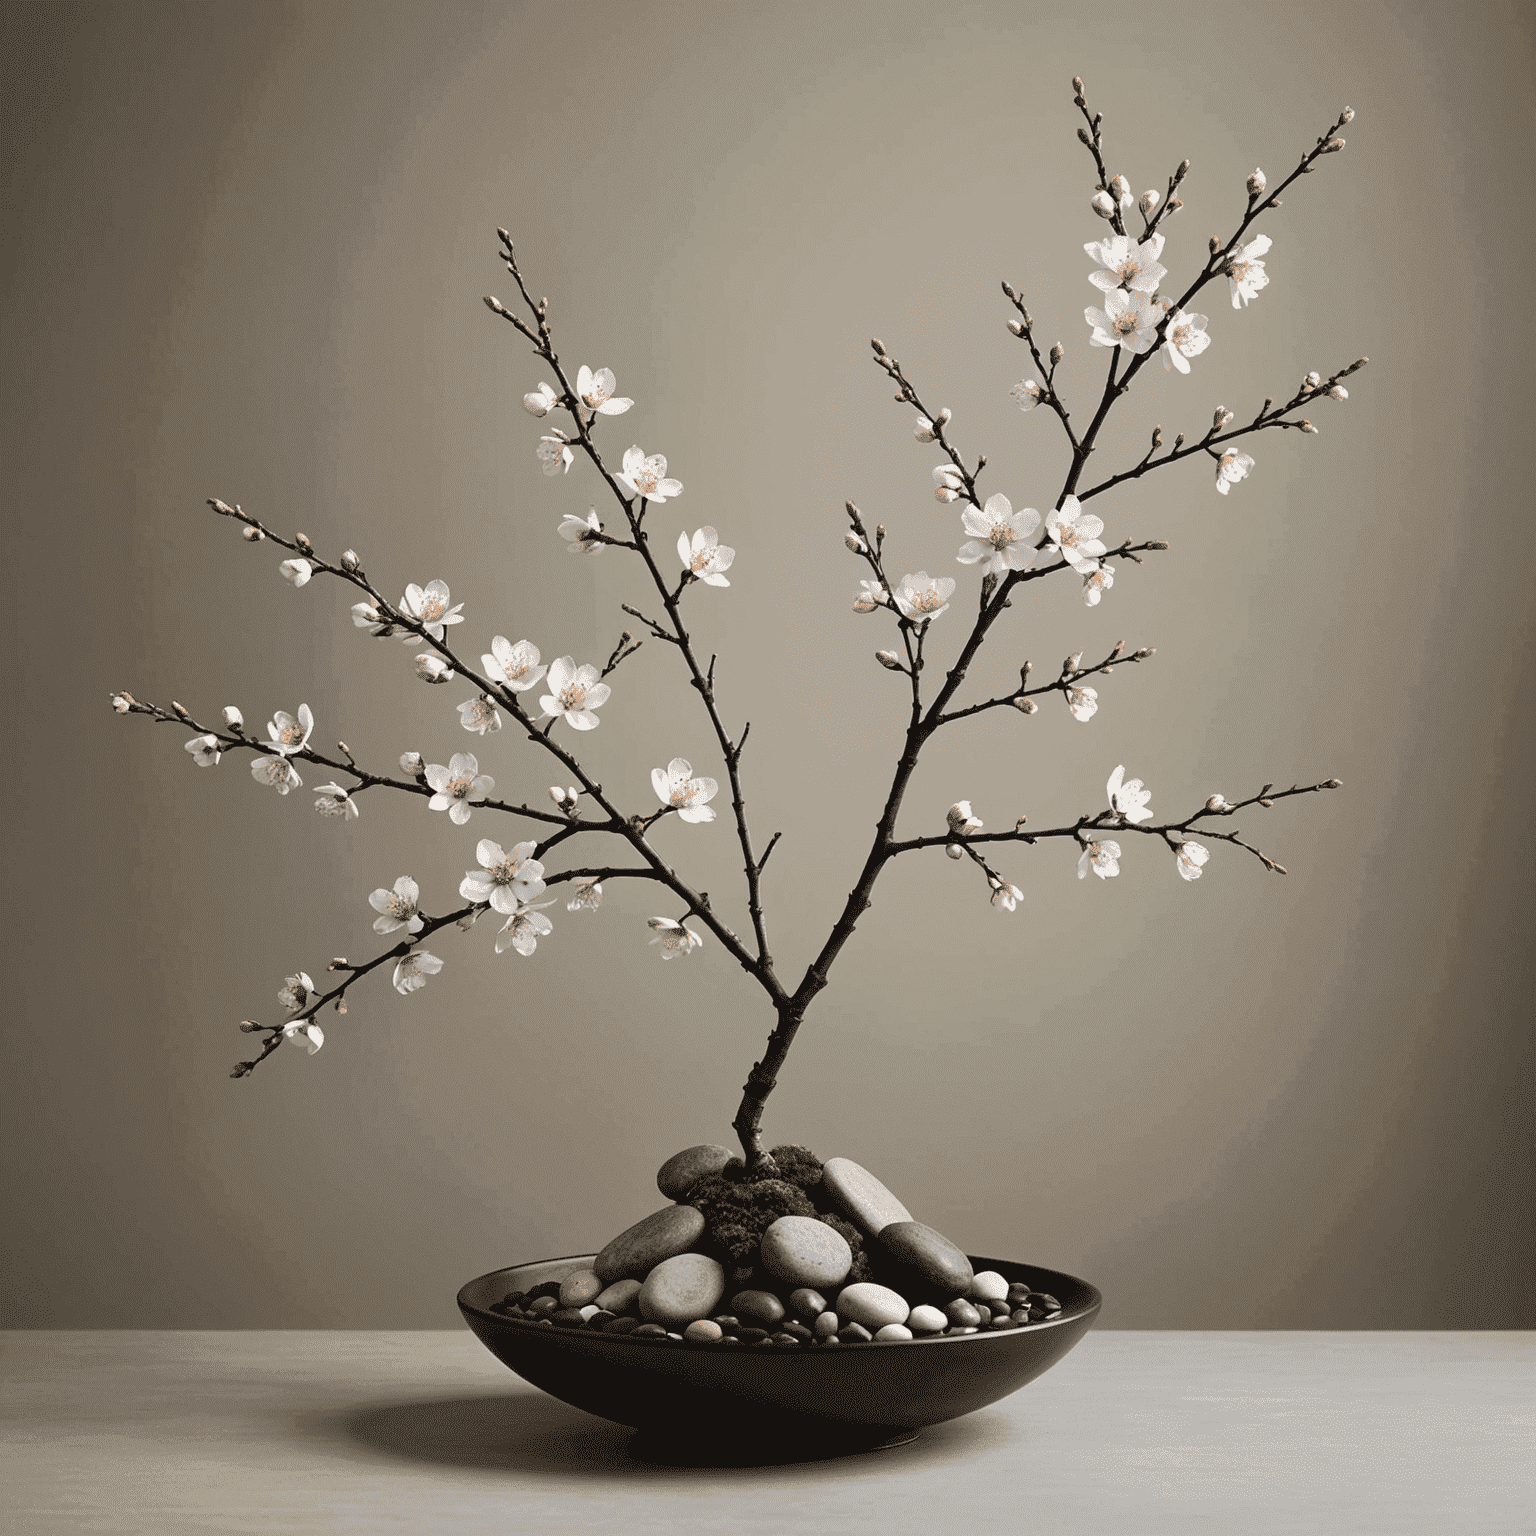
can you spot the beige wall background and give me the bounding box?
[4,0,1531,1329]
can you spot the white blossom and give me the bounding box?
[1176,841,1211,881]
[956,494,1041,576]
[392,950,444,994]
[496,901,555,956]
[1066,685,1098,722]
[460,838,547,914]
[278,971,317,1013]
[892,571,956,622]
[313,782,359,820]
[1082,564,1115,606]
[559,510,604,556]
[1226,234,1272,308]
[537,433,574,476]
[281,1020,324,1054]
[399,580,464,642]
[652,758,718,823]
[222,706,243,729]
[265,704,313,756]
[1205,794,1230,813]
[184,734,221,767]
[989,879,1024,912]
[414,654,454,683]
[279,558,313,587]
[1161,309,1211,374]
[947,801,983,836]
[933,464,964,503]
[1077,839,1122,880]
[679,527,735,586]
[1044,497,1107,573]
[1083,232,1166,294]
[523,381,558,416]
[1010,379,1043,412]
[351,601,395,636]
[370,876,424,935]
[458,695,502,735]
[111,692,133,713]
[852,580,888,613]
[1085,289,1159,354]
[1215,448,1255,496]
[616,445,683,502]
[483,636,547,692]
[250,755,302,794]
[538,656,611,731]
[576,365,632,415]
[1107,764,1154,824]
[425,752,494,824]
[648,916,704,959]
[567,879,603,912]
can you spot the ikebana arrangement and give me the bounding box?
[112,79,1363,1386]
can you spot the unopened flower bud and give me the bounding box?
[484,295,506,314]
[945,843,964,860]
[1165,194,1183,213]
[400,751,426,781]
[1090,190,1116,219]
[935,487,959,504]
[845,531,866,553]
[110,691,135,713]
[1300,419,1318,434]
[1049,342,1065,366]
[242,525,265,542]
[1064,651,1084,675]
[1072,75,1085,97]
[567,786,579,804]
[1133,647,1155,660]
[1305,370,1322,388]
[1205,794,1229,812]
[1340,107,1354,123]
[947,801,984,836]
[1323,137,1344,153]
[1151,425,1164,449]
[1327,384,1348,401]
[1247,167,1266,195]
[1138,189,1160,215]
[1109,174,1131,203]
[1175,159,1191,181]
[1214,406,1234,429]
[239,1020,261,1033]
[414,653,453,683]
[222,706,244,729]
[1012,696,1038,715]
[294,532,313,552]
[340,548,360,572]
[875,650,902,670]
[172,699,193,722]
[1325,777,1343,788]
[1007,317,1024,336]
[549,786,567,805]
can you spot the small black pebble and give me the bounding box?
[527,1296,560,1317]
[974,1305,992,1326]
[1006,1283,1031,1306]
[782,1321,813,1341]
[750,1337,776,1348]
[631,1323,668,1338]
[1027,1292,1060,1311]
[944,1300,981,1328]
[736,1327,770,1345]
[771,1332,801,1347]
[720,1334,743,1346]
[534,1318,553,1328]
[1011,1307,1032,1325]
[989,1314,1016,1330]
[711,1315,741,1335]
[836,1323,873,1344]
[501,1291,527,1308]
[601,1316,641,1335]
[523,1280,562,1302]
[587,1310,616,1328]
[549,1308,588,1328]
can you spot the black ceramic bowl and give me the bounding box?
[459,1253,1100,1454]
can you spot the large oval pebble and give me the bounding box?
[593,1204,706,1284]
[835,1282,910,1331]
[967,1270,1009,1304]
[656,1143,738,1201]
[876,1221,974,1300]
[821,1157,914,1237]
[594,1277,643,1315]
[759,1216,853,1290]
[729,1289,785,1327]
[558,1269,605,1308]
[639,1253,726,1328]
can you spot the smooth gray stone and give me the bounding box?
[593,1204,706,1284]
[557,1268,604,1308]
[787,1288,829,1324]
[834,1282,910,1330]
[877,1220,974,1299]
[593,1277,643,1315]
[655,1143,738,1201]
[820,1157,914,1237]
[759,1216,853,1290]
[729,1289,785,1327]
[638,1253,726,1328]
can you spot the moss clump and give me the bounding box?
[764,1143,825,1197]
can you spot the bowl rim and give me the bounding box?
[458,1252,1102,1349]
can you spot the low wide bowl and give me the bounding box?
[459,1252,1100,1452]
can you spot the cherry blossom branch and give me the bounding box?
[999,285,1078,451]
[934,638,1156,726]
[869,341,987,510]
[488,235,781,981]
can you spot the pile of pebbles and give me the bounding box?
[488,1145,1064,1347]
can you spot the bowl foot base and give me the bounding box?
[627,1424,919,1467]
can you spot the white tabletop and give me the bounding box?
[4,1330,1532,1534]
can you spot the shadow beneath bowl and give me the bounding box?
[336,1391,1013,1476]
